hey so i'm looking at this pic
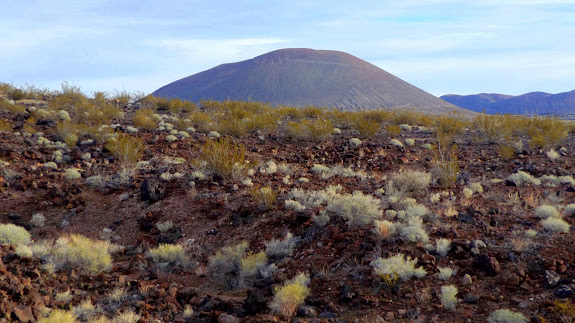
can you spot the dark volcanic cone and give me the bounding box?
[153,48,464,113]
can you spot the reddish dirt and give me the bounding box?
[1,100,575,322]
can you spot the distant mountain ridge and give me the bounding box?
[441,90,575,115]
[153,48,466,114]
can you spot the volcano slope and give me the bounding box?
[1,90,575,322]
[153,48,462,114]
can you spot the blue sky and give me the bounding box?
[1,0,574,97]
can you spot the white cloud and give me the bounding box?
[374,50,575,95]
[144,37,290,67]
[1,1,574,96]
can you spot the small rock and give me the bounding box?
[13,305,34,322]
[504,273,521,286]
[405,308,420,318]
[516,267,526,277]
[385,312,395,320]
[318,311,337,319]
[297,305,317,317]
[140,178,166,202]
[505,179,517,187]
[519,282,532,291]
[8,213,21,220]
[462,274,472,286]
[458,213,474,223]
[177,287,199,305]
[470,240,486,249]
[218,313,239,323]
[510,297,522,305]
[157,226,183,244]
[119,193,130,202]
[420,254,436,266]
[398,309,407,316]
[475,255,500,276]
[463,293,479,304]
[545,270,561,288]
[243,289,267,315]
[554,285,575,298]
[339,284,356,303]
[507,252,519,262]
[413,315,428,323]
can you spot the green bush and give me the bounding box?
[269,273,310,318]
[106,134,144,165]
[0,223,31,246]
[198,138,248,180]
[534,205,560,219]
[433,143,459,188]
[265,232,297,259]
[487,309,527,323]
[208,241,248,289]
[391,170,431,194]
[507,171,541,186]
[47,234,113,274]
[473,114,513,144]
[326,191,383,226]
[541,217,570,233]
[149,243,190,267]
[38,309,78,323]
[132,108,157,130]
[286,119,332,142]
[440,285,459,311]
[371,253,426,281]
[527,117,568,149]
[250,187,277,211]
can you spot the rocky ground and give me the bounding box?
[1,96,575,323]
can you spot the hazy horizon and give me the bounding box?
[2,0,574,97]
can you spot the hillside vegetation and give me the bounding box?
[1,82,575,322]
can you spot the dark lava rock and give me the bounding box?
[177,287,199,305]
[339,284,357,303]
[463,293,480,304]
[7,213,21,220]
[505,179,517,187]
[36,119,56,127]
[458,212,474,224]
[527,260,545,275]
[318,311,338,319]
[140,178,166,202]
[218,313,240,323]
[296,210,313,224]
[12,305,35,323]
[507,252,519,263]
[297,305,318,317]
[137,216,154,231]
[546,270,561,288]
[243,289,267,315]
[157,226,183,244]
[554,285,575,298]
[196,296,233,314]
[474,255,501,276]
[404,308,421,319]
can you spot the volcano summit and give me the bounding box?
[153,48,463,113]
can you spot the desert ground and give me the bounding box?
[1,85,575,322]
